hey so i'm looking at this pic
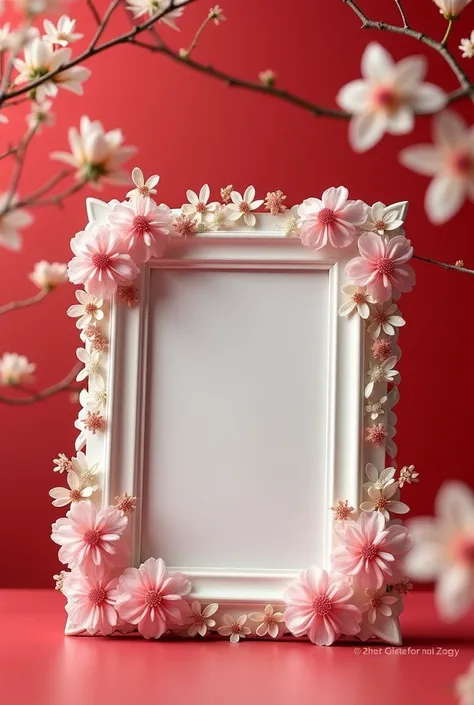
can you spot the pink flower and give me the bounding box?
[63,569,119,635]
[345,232,415,303]
[332,511,413,590]
[109,198,172,263]
[298,186,367,251]
[51,502,128,578]
[188,601,219,637]
[115,557,191,640]
[283,567,362,646]
[68,222,139,299]
[217,614,252,642]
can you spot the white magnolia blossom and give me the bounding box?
[126,0,186,29]
[0,23,38,52]
[13,38,90,102]
[79,380,107,412]
[51,116,136,187]
[365,356,399,397]
[406,481,474,621]
[368,303,406,339]
[181,184,218,222]
[363,463,397,492]
[42,16,83,46]
[70,451,99,486]
[126,167,159,199]
[360,482,409,520]
[26,99,55,132]
[337,42,447,152]
[365,395,388,421]
[400,110,474,224]
[67,290,104,329]
[279,204,300,236]
[455,661,474,705]
[0,193,33,251]
[434,0,472,19]
[460,31,474,59]
[76,348,101,382]
[338,284,375,320]
[49,470,96,507]
[0,352,35,386]
[29,260,67,290]
[360,202,405,235]
[227,186,264,227]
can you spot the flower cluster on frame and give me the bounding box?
[50,171,418,645]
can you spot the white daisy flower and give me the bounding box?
[227,186,264,227]
[126,167,159,199]
[49,470,97,507]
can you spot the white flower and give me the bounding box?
[67,290,104,329]
[76,348,101,382]
[209,5,225,24]
[365,395,387,420]
[279,204,300,236]
[49,470,97,507]
[227,186,264,227]
[9,0,62,15]
[29,260,67,290]
[365,356,399,397]
[74,408,105,450]
[406,481,474,621]
[337,42,447,152]
[0,193,33,251]
[368,303,405,339]
[51,116,136,187]
[356,588,402,644]
[71,451,99,486]
[207,204,234,231]
[363,463,397,492]
[460,31,474,58]
[360,482,409,520]
[217,614,251,643]
[361,202,405,235]
[26,100,55,132]
[455,661,474,705]
[398,464,419,489]
[434,0,472,19]
[249,604,284,638]
[125,0,186,29]
[181,184,217,222]
[0,352,35,386]
[53,453,72,474]
[259,69,277,87]
[42,16,83,46]
[13,38,90,102]
[79,379,107,412]
[400,110,474,224]
[0,23,13,51]
[126,167,159,199]
[188,601,219,637]
[338,284,375,320]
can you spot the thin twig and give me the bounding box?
[30,179,86,208]
[0,365,81,406]
[441,19,454,47]
[2,126,36,214]
[86,0,102,25]
[0,145,18,160]
[13,170,73,210]
[394,0,409,28]
[413,254,474,275]
[89,0,121,51]
[0,289,49,316]
[182,10,212,57]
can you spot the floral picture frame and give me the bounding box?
[51,177,416,645]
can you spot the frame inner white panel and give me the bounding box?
[141,267,330,572]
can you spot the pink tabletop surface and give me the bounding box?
[0,589,473,705]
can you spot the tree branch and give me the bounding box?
[2,126,36,215]
[0,289,49,316]
[0,365,81,405]
[86,0,102,26]
[413,254,474,276]
[88,0,121,51]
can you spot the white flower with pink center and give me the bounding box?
[249,604,285,638]
[365,395,387,421]
[361,202,405,236]
[356,588,402,645]
[74,408,106,450]
[68,223,140,299]
[49,470,97,507]
[298,186,367,251]
[338,284,375,320]
[365,356,399,397]
[51,502,128,577]
[337,42,446,152]
[227,186,264,227]
[75,347,101,382]
[398,464,419,489]
[400,110,474,224]
[368,303,405,339]
[217,614,252,643]
[126,167,159,200]
[434,0,472,19]
[283,566,362,646]
[345,232,415,303]
[181,184,218,223]
[363,464,397,492]
[188,601,219,637]
[67,290,104,329]
[115,557,191,640]
[63,569,119,636]
[0,352,35,386]
[460,32,474,59]
[360,482,409,521]
[109,198,172,263]
[406,481,474,621]
[29,260,67,290]
[332,511,413,590]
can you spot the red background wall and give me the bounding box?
[1,0,472,587]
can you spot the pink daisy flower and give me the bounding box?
[68,222,139,299]
[298,186,367,251]
[345,232,415,303]
[51,502,128,578]
[115,557,191,640]
[109,198,172,263]
[283,566,362,646]
[332,511,413,590]
[63,569,119,635]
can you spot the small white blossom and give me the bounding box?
[259,69,276,87]
[126,0,186,29]
[0,193,34,251]
[188,601,219,637]
[79,379,107,412]
[29,260,67,290]
[249,604,284,638]
[361,202,404,235]
[365,356,399,397]
[70,451,99,486]
[460,31,474,58]
[360,482,409,520]
[339,285,375,320]
[0,352,35,386]
[67,290,104,329]
[217,614,251,643]
[278,204,300,237]
[53,453,72,474]
[365,395,387,420]
[75,348,101,382]
[181,184,217,222]
[398,464,419,489]
[49,470,97,507]
[42,16,83,46]
[227,186,264,227]
[208,204,234,231]
[368,303,406,339]
[209,5,225,24]
[26,100,55,132]
[126,167,159,199]
[363,463,397,492]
